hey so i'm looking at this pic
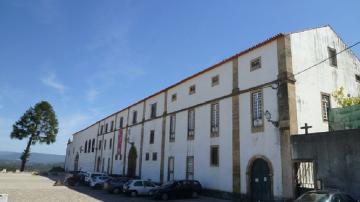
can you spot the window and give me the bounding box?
[145,153,150,161]
[149,130,155,144]
[210,102,220,136]
[210,145,219,166]
[211,75,219,86]
[92,139,95,152]
[98,140,102,150]
[107,158,110,173]
[150,103,157,118]
[169,114,176,142]
[152,152,157,161]
[188,109,195,140]
[189,85,196,95]
[102,158,105,172]
[250,57,261,71]
[186,156,194,180]
[104,140,107,150]
[321,93,331,121]
[132,111,137,124]
[356,74,360,83]
[88,139,91,152]
[100,125,104,134]
[251,90,263,130]
[105,123,108,133]
[171,93,177,102]
[111,121,114,131]
[115,155,118,160]
[109,138,112,149]
[168,156,175,181]
[328,47,337,67]
[119,117,124,128]
[84,141,87,153]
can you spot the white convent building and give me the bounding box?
[64,26,360,201]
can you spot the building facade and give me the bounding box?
[64,26,360,200]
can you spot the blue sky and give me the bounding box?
[0,0,359,155]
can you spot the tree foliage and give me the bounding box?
[10,101,58,171]
[332,87,360,107]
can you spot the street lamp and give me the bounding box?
[265,110,279,127]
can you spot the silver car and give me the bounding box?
[123,180,159,196]
[295,190,358,202]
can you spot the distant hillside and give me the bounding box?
[0,151,65,164]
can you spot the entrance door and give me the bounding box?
[250,158,272,202]
[74,153,79,171]
[127,146,137,177]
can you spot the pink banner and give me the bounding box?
[117,129,122,154]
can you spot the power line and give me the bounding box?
[294,41,360,76]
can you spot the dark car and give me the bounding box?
[104,177,130,194]
[150,180,202,200]
[295,190,358,202]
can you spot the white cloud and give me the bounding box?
[41,72,66,93]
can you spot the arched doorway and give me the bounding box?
[74,153,79,171]
[127,145,137,177]
[248,157,273,202]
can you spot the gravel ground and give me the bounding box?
[0,173,230,202]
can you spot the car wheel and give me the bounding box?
[192,191,198,198]
[130,191,138,197]
[161,193,168,201]
[113,188,120,194]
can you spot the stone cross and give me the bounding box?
[300,123,312,134]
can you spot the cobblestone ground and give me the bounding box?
[0,173,230,202]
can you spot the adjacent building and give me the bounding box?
[64,25,360,201]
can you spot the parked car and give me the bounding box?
[123,179,159,196]
[89,175,110,189]
[295,190,358,202]
[104,177,130,194]
[149,180,202,200]
[84,172,107,185]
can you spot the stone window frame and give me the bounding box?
[189,85,196,95]
[105,123,108,133]
[110,121,114,132]
[321,92,331,122]
[91,139,95,152]
[251,88,264,133]
[145,152,149,161]
[150,103,157,119]
[109,138,112,149]
[104,139,107,150]
[84,141,87,153]
[210,145,219,167]
[250,56,262,71]
[167,156,175,181]
[100,125,104,135]
[187,108,195,140]
[152,152,157,161]
[171,93,177,102]
[88,139,91,152]
[169,114,176,142]
[211,75,220,87]
[132,110,138,124]
[119,117,124,128]
[210,101,220,137]
[186,156,194,180]
[328,47,337,67]
[98,140,102,150]
[149,130,155,144]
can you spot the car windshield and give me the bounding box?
[295,192,330,202]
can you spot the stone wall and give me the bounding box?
[291,129,360,199]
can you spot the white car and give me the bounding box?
[89,175,109,189]
[84,172,107,185]
[123,180,159,196]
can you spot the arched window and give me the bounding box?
[92,139,95,152]
[88,139,91,152]
[84,141,87,153]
